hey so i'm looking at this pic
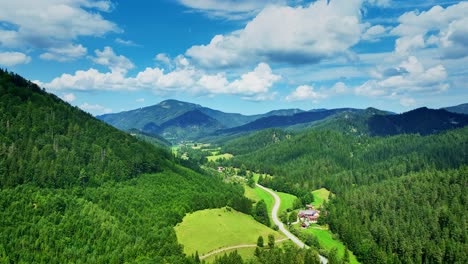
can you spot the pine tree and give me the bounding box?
[257,236,264,247]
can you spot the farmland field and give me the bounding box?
[175,207,284,256]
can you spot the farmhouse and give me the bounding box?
[298,206,320,224]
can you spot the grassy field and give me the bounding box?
[311,188,330,208]
[175,207,284,256]
[206,153,234,162]
[276,191,297,214]
[244,185,297,223]
[301,225,359,264]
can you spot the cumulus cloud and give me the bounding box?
[176,0,286,20]
[186,0,364,68]
[41,52,281,100]
[355,56,448,98]
[362,25,390,42]
[0,51,31,66]
[80,102,112,115]
[391,2,468,58]
[40,43,87,61]
[226,63,280,95]
[285,82,349,102]
[92,47,134,73]
[61,93,76,102]
[155,53,172,66]
[286,85,327,102]
[0,0,119,50]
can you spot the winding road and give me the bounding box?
[256,183,328,264]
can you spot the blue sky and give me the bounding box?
[1,0,467,115]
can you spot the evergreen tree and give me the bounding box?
[268,234,275,249]
[257,236,264,247]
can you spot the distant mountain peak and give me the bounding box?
[158,99,201,109]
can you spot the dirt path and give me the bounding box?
[200,238,288,260]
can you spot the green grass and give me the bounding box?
[302,225,359,264]
[244,185,260,202]
[206,153,234,162]
[276,191,297,214]
[175,207,284,256]
[311,188,330,208]
[252,186,275,224]
[244,185,296,223]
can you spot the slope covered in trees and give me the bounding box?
[0,69,246,262]
[225,127,468,263]
[327,167,467,263]
[0,69,169,188]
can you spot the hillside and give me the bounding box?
[0,69,246,262]
[368,107,468,136]
[218,108,361,135]
[443,103,468,115]
[224,127,468,263]
[97,99,201,131]
[0,70,169,188]
[156,110,224,141]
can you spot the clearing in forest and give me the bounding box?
[175,207,284,256]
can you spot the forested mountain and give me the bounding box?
[98,100,311,142]
[97,99,258,130]
[0,70,168,188]
[155,110,225,141]
[443,103,468,115]
[368,107,468,136]
[224,127,468,263]
[218,108,361,135]
[97,99,202,131]
[0,69,246,263]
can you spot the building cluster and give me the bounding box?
[298,204,320,228]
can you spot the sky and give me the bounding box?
[0,0,467,115]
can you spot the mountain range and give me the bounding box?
[98,100,468,143]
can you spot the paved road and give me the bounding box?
[256,183,328,264]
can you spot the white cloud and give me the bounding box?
[61,93,76,102]
[176,0,286,20]
[136,98,145,103]
[79,102,112,115]
[400,97,416,107]
[362,25,389,41]
[92,47,134,73]
[155,53,172,66]
[0,0,119,50]
[40,43,87,61]
[286,85,327,101]
[395,35,425,55]
[365,0,391,7]
[391,2,468,58]
[0,51,31,66]
[41,56,281,100]
[186,0,364,68]
[355,56,449,98]
[115,38,139,47]
[226,63,280,95]
[285,81,349,102]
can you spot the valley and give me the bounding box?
[1,69,467,264]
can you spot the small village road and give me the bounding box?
[256,183,328,264]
